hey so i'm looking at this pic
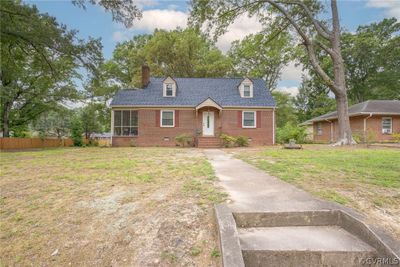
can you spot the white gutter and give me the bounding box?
[272,107,276,145]
[310,112,400,123]
[110,109,114,146]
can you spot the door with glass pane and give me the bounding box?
[202,111,214,136]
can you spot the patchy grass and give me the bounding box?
[0,147,225,266]
[233,145,400,238]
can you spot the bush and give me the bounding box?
[352,132,363,144]
[392,133,400,143]
[220,134,237,148]
[11,125,32,138]
[235,136,249,147]
[175,133,193,147]
[276,123,307,144]
[70,120,83,146]
[366,131,376,144]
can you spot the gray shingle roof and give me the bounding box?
[300,100,400,125]
[110,77,276,107]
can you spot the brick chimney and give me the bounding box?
[141,64,150,88]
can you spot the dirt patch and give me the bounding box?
[0,148,225,266]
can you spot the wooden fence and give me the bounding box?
[0,137,110,150]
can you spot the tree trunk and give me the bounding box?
[335,92,352,144]
[2,102,11,137]
[331,0,352,145]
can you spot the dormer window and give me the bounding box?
[243,85,251,97]
[166,84,173,96]
[239,78,253,98]
[163,76,176,97]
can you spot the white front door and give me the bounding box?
[202,111,214,136]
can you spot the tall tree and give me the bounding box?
[90,28,232,98]
[272,91,298,127]
[79,103,108,140]
[294,78,336,122]
[191,0,354,144]
[228,32,293,91]
[0,0,102,137]
[32,108,74,138]
[296,18,399,121]
[342,18,400,102]
[72,0,142,27]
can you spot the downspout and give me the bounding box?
[272,107,276,145]
[110,109,114,147]
[364,113,373,143]
[325,119,333,143]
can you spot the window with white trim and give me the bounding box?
[316,122,322,135]
[242,111,256,128]
[161,110,175,127]
[243,85,251,97]
[114,110,138,136]
[382,117,392,134]
[239,78,253,98]
[166,84,174,96]
[163,77,176,97]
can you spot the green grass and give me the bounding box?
[238,147,400,189]
[210,248,220,258]
[190,247,202,256]
[234,145,400,238]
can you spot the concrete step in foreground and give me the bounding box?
[239,226,376,267]
[215,206,400,267]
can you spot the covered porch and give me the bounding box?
[195,98,223,148]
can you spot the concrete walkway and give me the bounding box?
[205,149,339,212]
[206,149,400,265]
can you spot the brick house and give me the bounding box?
[300,100,400,143]
[110,65,276,147]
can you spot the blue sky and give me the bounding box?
[26,0,400,94]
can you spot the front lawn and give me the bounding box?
[232,145,400,238]
[0,147,226,266]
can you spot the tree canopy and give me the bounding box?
[89,28,232,99]
[228,32,293,91]
[343,18,400,102]
[0,0,102,137]
[295,17,400,122]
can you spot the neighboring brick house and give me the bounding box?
[110,66,276,147]
[300,100,400,143]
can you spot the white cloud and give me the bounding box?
[112,10,263,52]
[215,14,263,53]
[131,9,188,31]
[276,86,299,97]
[280,62,304,83]
[366,0,400,19]
[111,9,188,42]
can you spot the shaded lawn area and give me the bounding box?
[233,145,400,238]
[0,147,226,266]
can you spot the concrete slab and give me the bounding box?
[205,149,333,212]
[238,226,375,252]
